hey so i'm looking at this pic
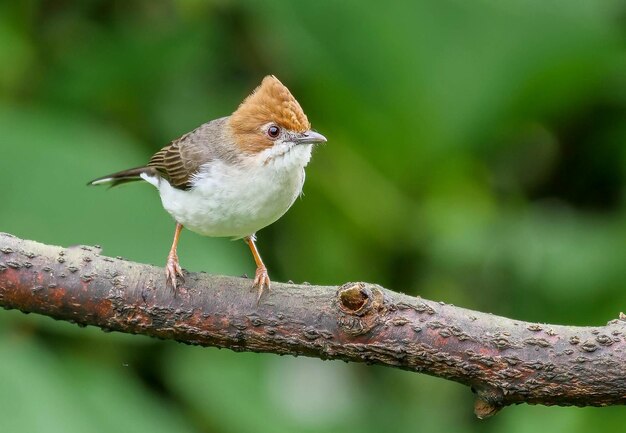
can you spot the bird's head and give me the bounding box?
[229,76,327,158]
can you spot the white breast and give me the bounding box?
[142,143,313,238]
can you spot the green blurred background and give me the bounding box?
[1,0,625,431]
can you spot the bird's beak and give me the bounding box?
[295,130,327,145]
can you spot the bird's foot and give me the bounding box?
[165,253,184,290]
[252,266,270,302]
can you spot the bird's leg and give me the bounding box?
[244,234,270,301]
[166,223,184,290]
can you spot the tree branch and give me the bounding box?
[1,232,625,418]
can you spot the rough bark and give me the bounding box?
[1,232,625,418]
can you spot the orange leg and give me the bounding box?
[244,235,270,301]
[166,223,184,290]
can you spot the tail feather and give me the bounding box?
[88,166,158,188]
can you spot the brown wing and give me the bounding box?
[148,117,237,190]
[148,132,198,190]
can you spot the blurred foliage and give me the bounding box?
[1,0,625,431]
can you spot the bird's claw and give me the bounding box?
[252,266,270,303]
[166,254,184,291]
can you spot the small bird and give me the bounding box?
[89,75,326,299]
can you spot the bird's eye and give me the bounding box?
[267,125,281,139]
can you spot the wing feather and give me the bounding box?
[147,117,237,190]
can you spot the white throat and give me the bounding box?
[254,142,313,169]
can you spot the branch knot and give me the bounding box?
[336,282,385,336]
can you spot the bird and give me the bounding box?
[88,75,327,300]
